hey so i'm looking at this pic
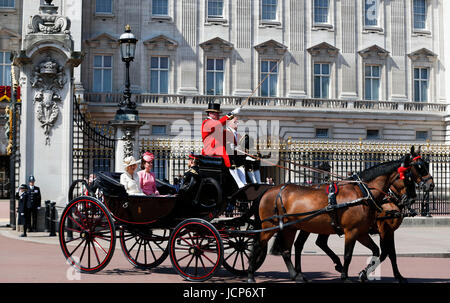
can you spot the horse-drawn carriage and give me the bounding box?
[59,155,271,281]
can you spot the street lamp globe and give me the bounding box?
[119,25,138,62]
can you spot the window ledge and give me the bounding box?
[205,17,228,26]
[312,23,334,31]
[94,12,115,19]
[151,15,173,23]
[412,29,431,37]
[259,20,282,28]
[0,7,16,13]
[363,26,384,34]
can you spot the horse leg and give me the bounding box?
[356,234,381,282]
[341,231,357,282]
[247,230,274,283]
[276,229,298,281]
[315,234,343,273]
[380,231,407,283]
[293,230,310,282]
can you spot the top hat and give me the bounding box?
[205,102,222,113]
[28,175,35,182]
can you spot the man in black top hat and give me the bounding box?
[26,175,41,232]
[16,184,30,237]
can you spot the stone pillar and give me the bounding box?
[109,120,145,173]
[15,1,81,208]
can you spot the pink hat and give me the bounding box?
[142,152,154,162]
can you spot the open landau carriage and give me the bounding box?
[59,155,272,281]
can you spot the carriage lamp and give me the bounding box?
[118,25,138,111]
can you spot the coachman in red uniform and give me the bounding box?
[201,102,240,168]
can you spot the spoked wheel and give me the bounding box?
[59,197,116,274]
[169,218,223,282]
[120,226,170,269]
[222,219,267,276]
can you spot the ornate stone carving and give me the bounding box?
[121,129,135,159]
[31,57,67,145]
[27,0,71,35]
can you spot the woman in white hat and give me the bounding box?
[120,156,145,195]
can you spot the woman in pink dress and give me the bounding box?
[137,152,160,196]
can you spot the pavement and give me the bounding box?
[1,199,450,258]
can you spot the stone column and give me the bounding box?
[15,1,81,208]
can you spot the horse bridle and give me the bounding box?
[410,155,434,191]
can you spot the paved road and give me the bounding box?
[1,227,450,284]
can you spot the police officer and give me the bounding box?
[15,184,30,237]
[26,175,41,232]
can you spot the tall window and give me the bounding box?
[364,0,379,27]
[314,0,329,24]
[364,65,380,100]
[95,0,112,14]
[414,67,429,102]
[208,0,224,18]
[150,56,169,94]
[261,0,277,21]
[260,60,278,97]
[0,51,11,86]
[206,58,224,95]
[0,0,14,8]
[93,55,112,92]
[413,0,427,30]
[152,0,168,16]
[313,63,330,99]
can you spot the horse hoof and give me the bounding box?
[247,278,256,283]
[359,271,368,283]
[295,274,308,283]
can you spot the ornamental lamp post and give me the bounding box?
[116,24,138,120]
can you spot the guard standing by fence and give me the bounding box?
[26,175,41,232]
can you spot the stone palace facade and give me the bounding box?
[0,0,449,199]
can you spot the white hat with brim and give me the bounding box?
[123,156,141,168]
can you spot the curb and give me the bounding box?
[401,217,450,227]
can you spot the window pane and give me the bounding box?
[208,0,223,17]
[94,56,102,67]
[151,57,160,69]
[270,61,277,73]
[365,0,378,26]
[4,52,10,64]
[321,76,329,99]
[321,63,329,75]
[261,61,268,73]
[261,75,268,96]
[421,80,428,102]
[150,70,159,93]
[314,64,321,75]
[414,80,420,102]
[160,57,168,69]
[206,72,215,95]
[372,79,379,100]
[103,69,112,92]
[365,79,372,100]
[269,74,277,96]
[96,0,112,13]
[103,56,112,67]
[206,59,215,71]
[262,0,277,20]
[372,66,380,77]
[93,70,102,92]
[153,0,168,15]
[421,68,428,79]
[414,68,420,79]
[216,59,224,71]
[160,70,168,93]
[314,76,321,98]
[215,72,224,95]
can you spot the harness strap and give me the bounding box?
[351,174,383,212]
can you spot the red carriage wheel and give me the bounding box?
[222,219,267,276]
[59,197,116,274]
[120,226,170,269]
[169,218,223,282]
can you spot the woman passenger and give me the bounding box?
[138,152,160,196]
[120,156,145,195]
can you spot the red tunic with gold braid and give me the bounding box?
[201,114,233,167]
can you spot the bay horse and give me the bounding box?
[247,152,421,283]
[287,146,434,283]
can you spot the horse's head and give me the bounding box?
[388,154,417,210]
[409,146,434,192]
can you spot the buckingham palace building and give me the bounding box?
[0,0,449,212]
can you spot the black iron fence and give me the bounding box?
[140,138,450,216]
